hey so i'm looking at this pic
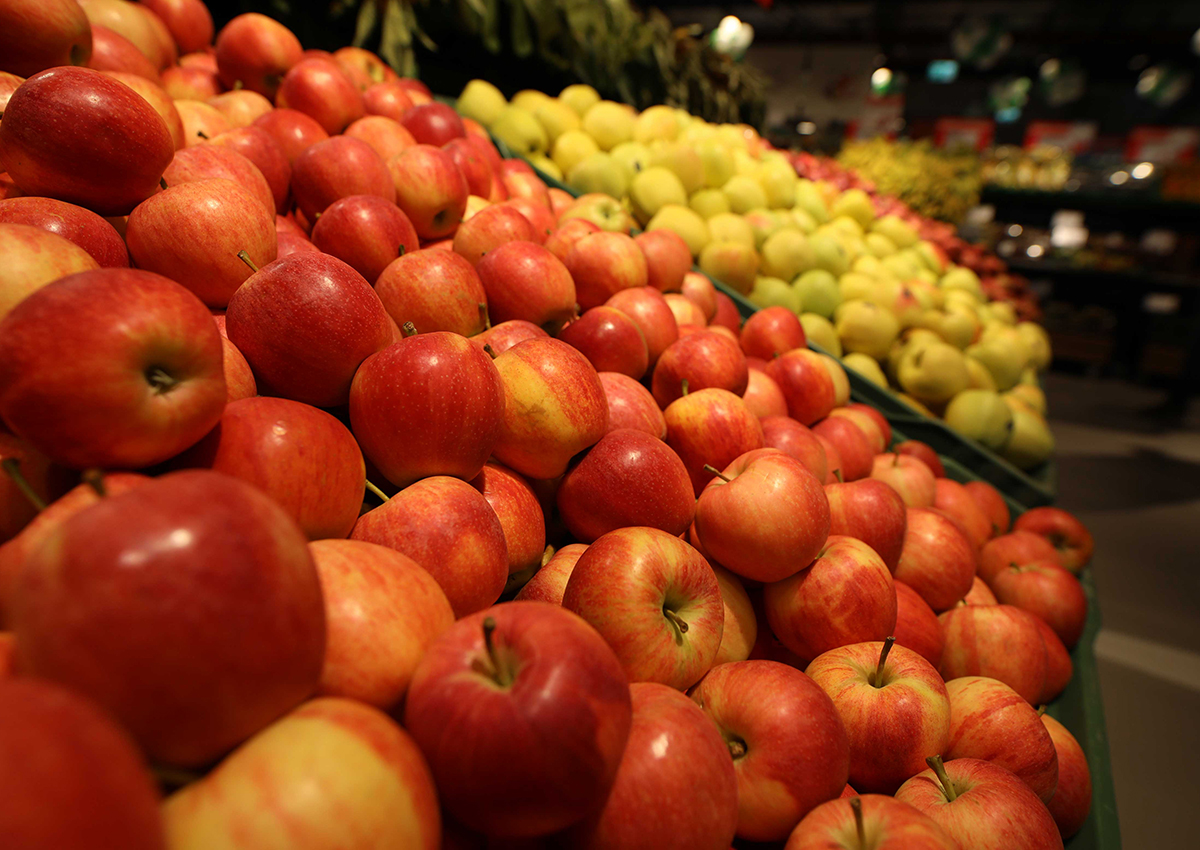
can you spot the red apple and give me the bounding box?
[820,354,851,407]
[635,229,691,293]
[0,196,128,268]
[470,462,545,577]
[11,469,325,767]
[813,417,874,481]
[558,306,650,379]
[87,23,159,80]
[140,0,212,55]
[1042,713,1091,839]
[79,0,173,70]
[549,186,575,219]
[895,440,945,477]
[978,530,1062,584]
[665,388,764,496]
[399,102,466,147]
[375,249,489,337]
[0,67,173,215]
[741,306,806,360]
[565,681,738,849]
[291,135,394,222]
[943,676,1059,802]
[350,331,503,488]
[452,204,534,266]
[870,453,937,508]
[206,126,290,211]
[311,194,419,284]
[766,349,837,425]
[362,81,415,121]
[819,433,845,484]
[214,12,301,97]
[605,285,679,366]
[1034,616,1073,704]
[939,605,1049,704]
[0,268,223,469]
[665,292,707,328]
[98,71,184,150]
[895,757,1062,850]
[546,218,601,262]
[826,407,886,454]
[762,416,827,482]
[276,57,363,134]
[824,478,907,572]
[712,565,757,664]
[502,196,555,243]
[931,478,990,549]
[220,337,256,402]
[226,252,393,408]
[693,660,850,840]
[515,543,588,605]
[0,0,93,78]
[405,601,632,837]
[988,559,1087,648]
[712,290,742,332]
[253,107,329,165]
[964,480,1010,538]
[598,372,667,439]
[566,231,650,311]
[557,429,694,543]
[502,169,551,209]
[963,575,998,605]
[309,539,453,709]
[743,367,789,419]
[162,143,275,215]
[765,537,896,662]
[351,476,507,617]
[172,397,365,541]
[786,794,960,850]
[0,678,164,850]
[344,114,415,162]
[0,434,69,547]
[333,46,398,90]
[894,507,977,612]
[563,527,723,688]
[681,271,719,320]
[161,67,219,101]
[474,240,576,330]
[892,580,944,668]
[696,449,829,583]
[652,330,749,408]
[848,402,893,446]
[207,89,274,129]
[1013,507,1094,574]
[471,319,548,354]
[389,143,469,240]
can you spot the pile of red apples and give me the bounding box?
[0,2,1094,849]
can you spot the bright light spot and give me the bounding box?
[995,106,1022,123]
[1026,245,1045,258]
[1110,170,1130,185]
[1040,59,1061,79]
[1008,224,1023,237]
[717,15,741,35]
[872,67,893,88]
[1132,162,1155,179]
[797,121,816,135]
[1137,67,1160,95]
[649,731,670,759]
[1193,27,1200,56]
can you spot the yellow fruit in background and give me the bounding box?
[794,269,841,318]
[609,141,652,179]
[491,106,548,157]
[788,207,818,233]
[865,232,898,258]
[759,159,798,209]
[533,100,581,146]
[743,209,785,250]
[717,124,751,151]
[633,105,680,144]
[940,266,984,299]
[801,313,841,356]
[984,301,1018,326]
[761,227,816,281]
[794,179,831,224]
[944,389,1014,450]
[551,130,600,177]
[560,83,601,117]
[907,279,942,310]
[528,155,561,181]
[942,307,981,349]
[881,252,922,281]
[567,152,628,198]
[707,213,756,249]
[749,276,801,313]
[582,101,636,151]
[699,240,760,295]
[689,188,731,219]
[1017,321,1052,370]
[872,215,919,248]
[695,138,736,189]
[830,216,865,239]
[560,194,634,233]
[897,393,938,417]
[732,149,762,177]
[511,89,553,113]
[831,188,876,229]
[835,299,900,361]
[1007,383,1047,416]
[682,121,718,144]
[843,352,887,387]
[852,254,889,279]
[964,356,998,391]
[914,268,939,286]
[915,241,948,274]
[809,231,851,277]
[838,272,887,304]
[944,290,983,314]
[723,175,769,215]
[650,143,705,195]
[457,79,507,126]
[628,166,688,226]
[966,339,1026,392]
[898,342,970,406]
[1002,406,1055,469]
[646,205,711,257]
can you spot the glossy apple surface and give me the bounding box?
[762,416,827,482]
[0,0,94,78]
[894,507,977,612]
[1013,507,1094,574]
[932,478,991,549]
[740,306,806,360]
[214,12,303,98]
[894,440,945,477]
[813,416,874,481]
[558,306,650,379]
[514,543,588,605]
[979,530,1062,584]
[311,194,419,284]
[989,559,1087,648]
[785,794,960,850]
[598,371,667,439]
[665,388,764,496]
[0,196,128,268]
[892,580,944,668]
[652,330,749,408]
[605,285,679,366]
[476,240,577,330]
[1042,713,1091,839]
[376,249,489,337]
[766,349,837,425]
[470,462,545,576]
[964,480,1010,538]
[870,453,937,507]
[825,478,907,572]
[939,605,1048,705]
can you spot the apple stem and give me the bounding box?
[892,453,900,468]
[481,616,514,687]
[0,458,47,511]
[1037,705,1047,717]
[146,367,178,394]
[151,763,203,792]
[482,344,498,360]
[232,79,243,91]
[681,379,690,397]
[196,130,208,140]
[478,302,491,330]
[237,250,259,273]
[81,469,106,498]
[401,322,418,338]
[541,544,556,567]
[703,464,732,483]
[727,737,747,759]
[397,245,406,257]
[926,755,958,802]
[364,480,389,503]
[663,607,689,645]
[870,636,895,688]
[834,468,845,484]
[850,796,865,846]
[159,177,167,190]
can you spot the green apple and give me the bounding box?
[852,254,888,279]
[943,289,984,314]
[560,83,601,117]
[650,142,705,194]
[800,313,841,355]
[829,215,865,240]
[964,355,998,390]
[706,213,756,249]
[897,341,970,406]
[722,175,769,214]
[511,89,554,113]
[759,158,797,209]
[983,301,1018,326]
[610,141,652,178]
[915,241,947,274]
[793,269,841,318]
[732,149,761,177]
[1002,406,1054,469]
[809,231,851,277]
[871,214,919,248]
[940,266,984,299]
[695,138,736,189]
[940,307,980,349]
[744,208,785,250]
[794,179,831,224]
[842,352,887,387]
[457,79,508,126]
[831,188,876,229]
[528,154,562,181]
[881,252,922,281]
[628,166,688,225]
[699,240,760,295]
[749,276,801,313]
[491,106,548,157]
[582,100,636,151]
[787,207,818,233]
[567,152,629,199]
[1017,321,1052,370]
[760,227,815,281]
[552,129,600,176]
[865,232,898,258]
[633,105,680,144]
[969,325,1030,389]
[838,271,888,304]
[560,194,635,233]
[534,99,582,146]
[835,299,900,360]
[689,188,731,219]
[943,389,1014,450]
[645,204,711,257]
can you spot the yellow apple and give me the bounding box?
[695,138,736,189]
[717,123,752,151]
[722,175,769,214]
[907,279,943,310]
[835,299,900,360]
[457,79,507,126]
[897,341,970,406]
[838,271,888,304]
[964,355,998,391]
[1017,321,1052,370]
[560,194,635,233]
[967,328,1029,390]
[915,241,948,274]
[699,240,760,295]
[491,106,548,157]
[758,158,797,209]
[871,214,919,248]
[551,129,600,176]
[793,269,841,318]
[689,188,731,219]
[743,208,786,250]
[831,188,876,229]
[865,232,898,258]
[645,204,711,256]
[610,141,652,178]
[843,352,887,387]
[941,306,981,349]
[582,100,635,151]
[533,99,581,146]
[1001,406,1054,469]
[650,142,705,194]
[559,83,601,117]
[940,266,984,299]
[984,301,1018,326]
[794,179,831,224]
[528,154,562,181]
[943,389,1014,450]
[749,275,801,313]
[731,149,761,177]
[566,151,629,199]
[512,89,554,113]
[706,212,756,249]
[761,227,816,281]
[1007,383,1047,416]
[633,104,680,144]
[881,252,922,281]
[788,207,818,233]
[800,313,841,356]
[628,166,688,225]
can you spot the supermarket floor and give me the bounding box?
[1044,372,1200,849]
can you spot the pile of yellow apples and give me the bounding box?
[455,79,1055,472]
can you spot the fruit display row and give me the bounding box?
[0,2,1098,848]
[836,137,985,225]
[455,79,1055,474]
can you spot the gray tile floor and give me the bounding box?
[1044,373,1200,849]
